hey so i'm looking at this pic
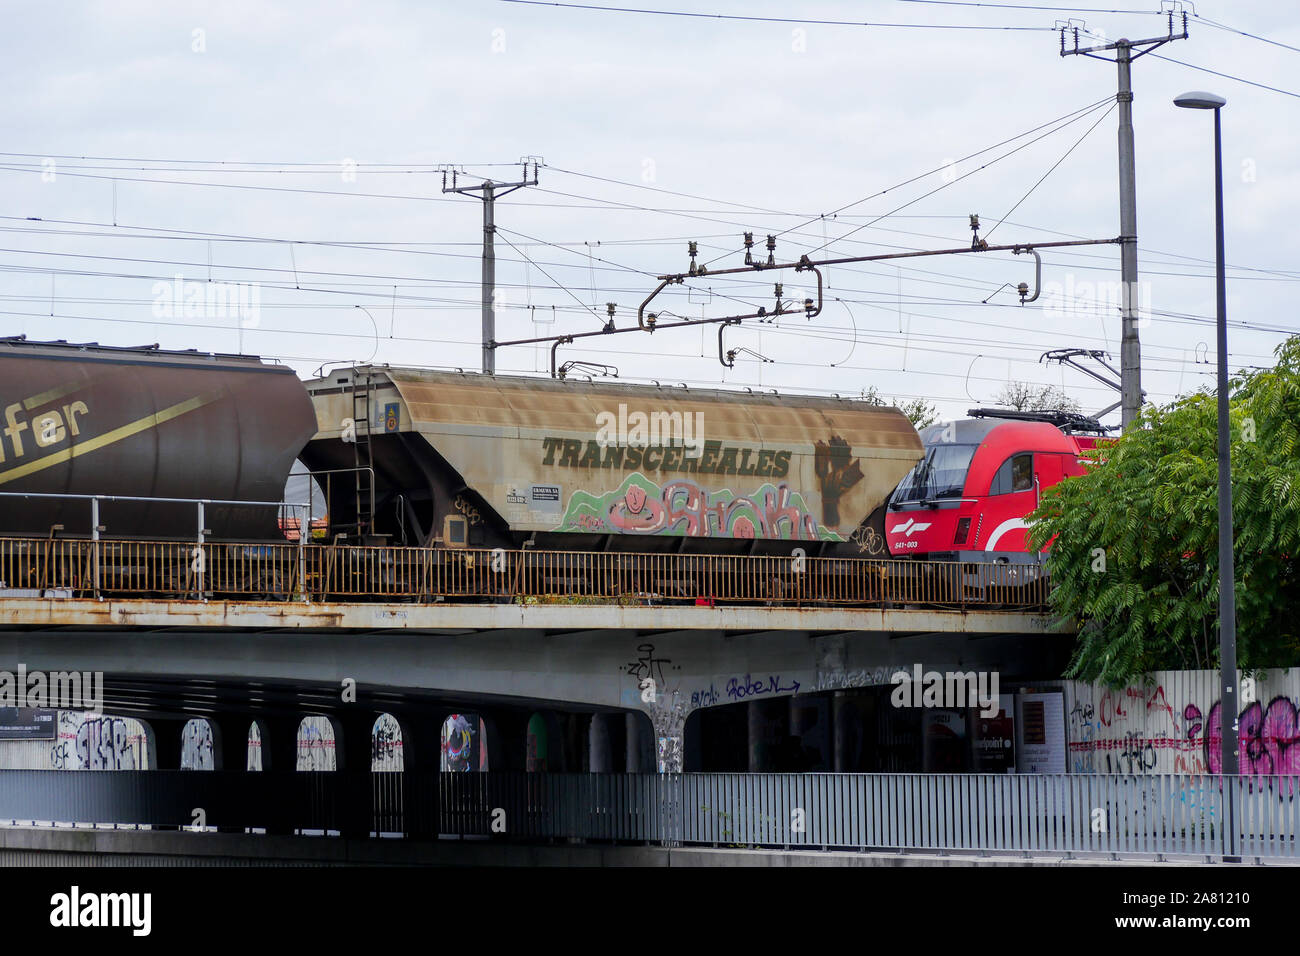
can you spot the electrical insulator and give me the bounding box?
[743,232,754,266]
[1017,282,1029,304]
[687,240,699,276]
[804,298,814,316]
[766,234,776,267]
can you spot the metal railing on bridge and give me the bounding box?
[0,537,1050,610]
[0,770,1293,861]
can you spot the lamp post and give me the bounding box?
[1174,90,1236,859]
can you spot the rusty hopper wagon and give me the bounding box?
[301,367,924,558]
[0,338,317,540]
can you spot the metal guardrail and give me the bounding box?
[0,537,1050,609]
[0,771,1293,860]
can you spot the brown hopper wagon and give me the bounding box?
[300,367,924,559]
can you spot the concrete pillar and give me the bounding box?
[788,696,807,762]
[483,711,528,772]
[147,718,186,771]
[256,713,302,836]
[259,714,301,773]
[395,711,442,841]
[747,699,788,772]
[213,716,249,772]
[565,713,591,773]
[832,693,847,773]
[625,712,648,773]
[789,696,830,771]
[747,702,765,773]
[589,713,612,773]
[335,711,376,839]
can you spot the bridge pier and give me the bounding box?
[747,700,785,773]
[211,716,246,772]
[483,710,529,773]
[335,711,377,839]
[625,712,652,773]
[393,712,441,838]
[589,713,612,772]
[146,717,187,771]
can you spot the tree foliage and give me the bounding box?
[860,386,940,428]
[1027,337,1300,684]
[992,381,1081,413]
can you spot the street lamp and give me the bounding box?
[1174,90,1236,855]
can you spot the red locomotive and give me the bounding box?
[884,408,1110,566]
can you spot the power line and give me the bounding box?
[1193,13,1300,56]
[705,97,1114,265]
[898,0,1160,11]
[499,0,1056,29]
[984,100,1116,238]
[1147,49,1300,99]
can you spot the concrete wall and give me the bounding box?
[0,712,503,773]
[1065,668,1300,776]
[0,711,149,770]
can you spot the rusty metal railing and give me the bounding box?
[0,537,1051,609]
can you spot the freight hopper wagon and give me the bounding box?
[0,338,318,600]
[300,368,924,602]
[0,337,317,540]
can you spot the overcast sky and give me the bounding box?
[3,0,1297,423]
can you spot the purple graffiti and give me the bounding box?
[1206,696,1300,777]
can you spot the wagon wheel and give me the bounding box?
[256,568,294,602]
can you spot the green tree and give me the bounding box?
[860,386,940,429]
[1027,337,1300,684]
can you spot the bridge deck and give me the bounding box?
[0,597,1061,633]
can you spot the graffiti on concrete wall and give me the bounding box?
[297,716,336,771]
[181,718,215,770]
[48,712,146,770]
[1067,670,1300,784]
[372,713,403,771]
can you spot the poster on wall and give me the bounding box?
[441,713,480,772]
[922,709,967,772]
[973,694,1015,772]
[1017,692,1066,773]
[0,707,56,740]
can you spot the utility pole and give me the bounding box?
[1060,11,1188,429]
[442,159,541,374]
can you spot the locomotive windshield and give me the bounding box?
[889,443,976,505]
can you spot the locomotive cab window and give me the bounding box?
[889,443,977,506]
[989,453,1034,495]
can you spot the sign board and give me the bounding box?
[973,693,1016,772]
[1017,691,1067,773]
[0,707,56,740]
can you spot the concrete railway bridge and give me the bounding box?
[0,592,1067,777]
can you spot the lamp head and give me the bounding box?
[1174,91,1226,110]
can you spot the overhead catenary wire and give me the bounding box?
[499,0,1057,29]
